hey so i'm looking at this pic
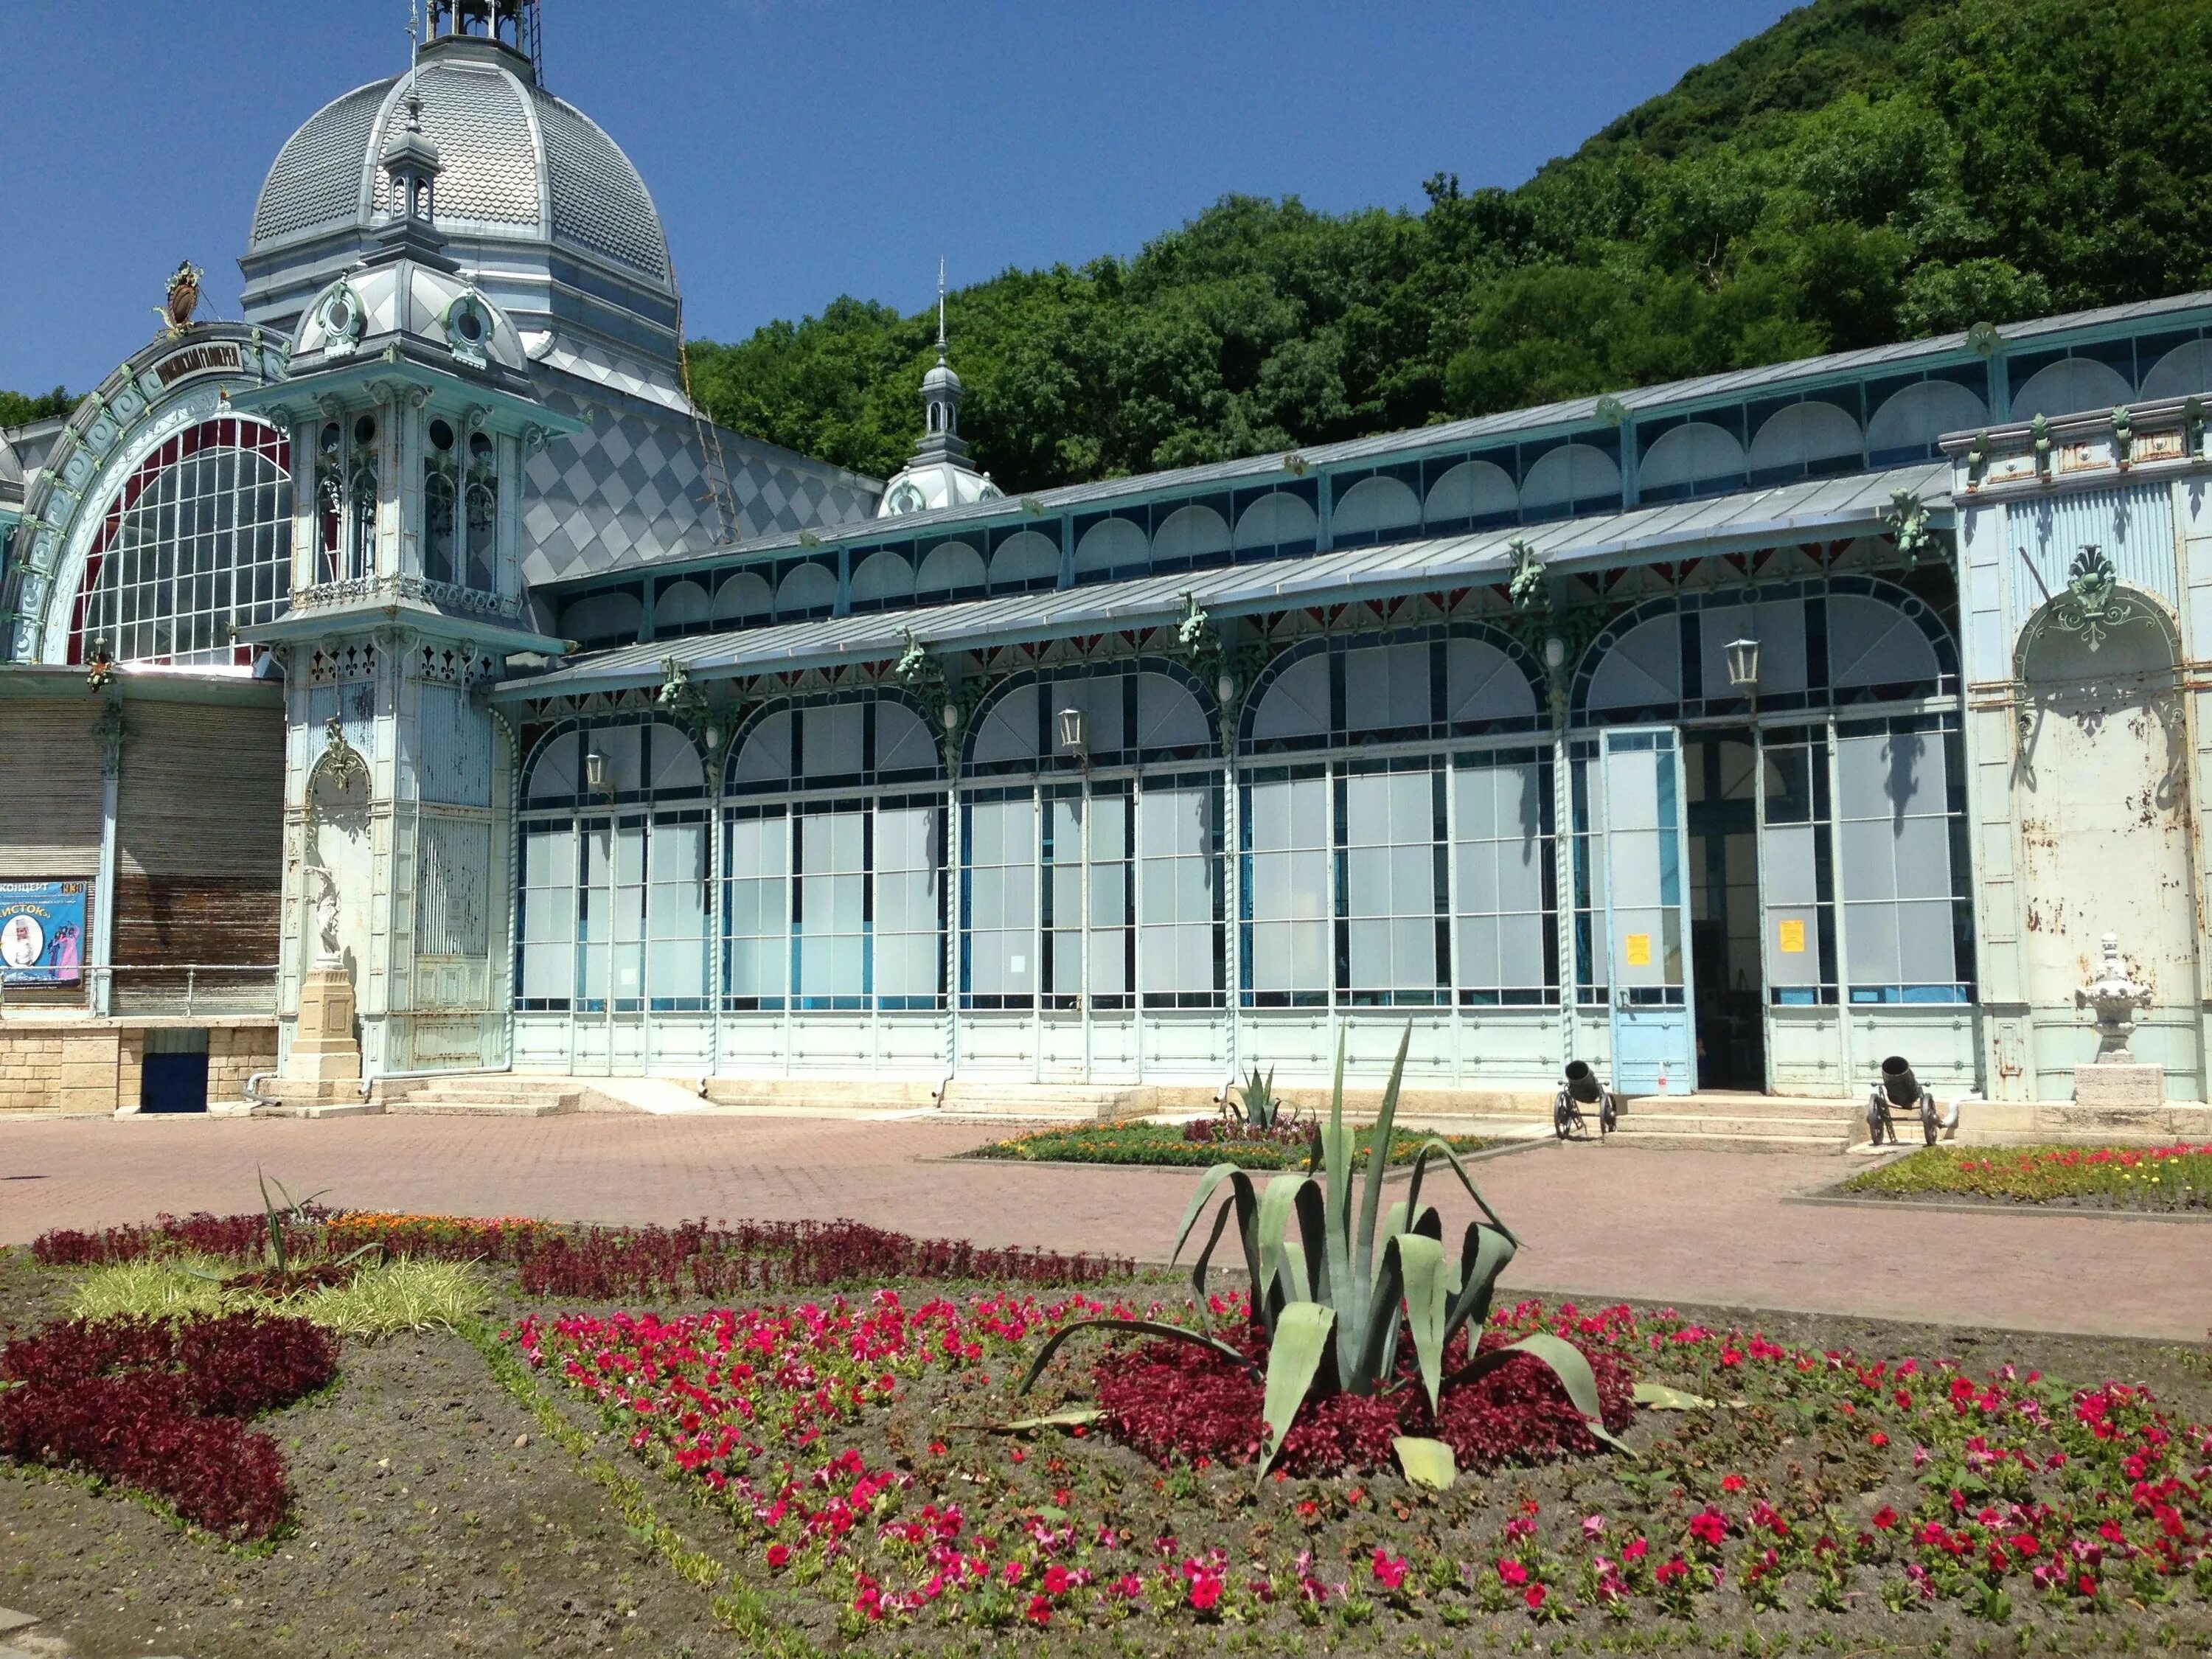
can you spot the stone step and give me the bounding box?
[1584,1127,1851,1153]
[1612,1111,1851,1140]
[384,1086,580,1117]
[1618,1094,1863,1124]
[702,1077,945,1110]
[938,1082,1141,1123]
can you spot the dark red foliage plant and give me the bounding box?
[1093,1325,1635,1478]
[0,1313,338,1541]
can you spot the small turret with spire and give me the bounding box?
[877,261,1000,517]
[368,18,456,271]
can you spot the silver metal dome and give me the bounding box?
[248,44,672,292]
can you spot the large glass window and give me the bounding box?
[1241,767,1332,1006]
[795,804,868,1007]
[518,824,577,1009]
[1759,728,1837,1004]
[72,417,292,667]
[961,789,1037,1008]
[1340,761,1448,1005]
[1138,776,1222,1009]
[1836,714,1973,1002]
[1451,749,1555,1004]
[873,799,946,1009]
[723,808,788,1009]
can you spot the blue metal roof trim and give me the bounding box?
[533,288,2211,591]
[495,464,1948,703]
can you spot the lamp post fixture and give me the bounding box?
[584,745,609,799]
[1725,634,1761,714]
[1056,706,1088,768]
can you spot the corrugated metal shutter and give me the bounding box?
[113,703,284,1004]
[0,700,103,877]
[119,704,285,877]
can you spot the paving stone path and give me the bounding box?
[0,1113,2205,1341]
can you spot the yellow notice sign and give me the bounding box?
[1778,918,1807,954]
[1624,933,1652,967]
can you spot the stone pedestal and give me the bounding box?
[2073,1060,2164,1110]
[288,964,361,1082]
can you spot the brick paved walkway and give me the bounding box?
[1,1113,2205,1341]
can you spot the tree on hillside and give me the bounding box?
[0,386,74,430]
[687,0,2212,495]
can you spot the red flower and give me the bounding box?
[765,1543,790,1570]
[1525,1584,1548,1612]
[1623,1537,1649,1562]
[1688,1507,1728,1545]
[1042,1564,1072,1596]
[1188,1573,1223,1611]
[1655,1557,1688,1587]
[1371,1548,1408,1590]
[1024,1593,1052,1627]
[1868,1431,1889,1447]
[1498,1557,1531,1587]
[1721,1474,1748,1492]
[1871,1506,1899,1531]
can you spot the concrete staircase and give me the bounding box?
[936,1080,1148,1124]
[1604,1091,1860,1152]
[380,1076,582,1117]
[700,1077,944,1113]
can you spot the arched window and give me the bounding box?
[959,664,1221,1012]
[465,432,497,593]
[517,718,710,1015]
[70,416,292,668]
[720,695,946,1012]
[423,467,457,585]
[1571,580,1955,724]
[1236,625,1552,1011]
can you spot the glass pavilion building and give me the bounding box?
[4,1,2209,1116]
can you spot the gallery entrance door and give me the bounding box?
[1682,730,1766,1090]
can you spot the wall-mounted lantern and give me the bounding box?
[584,746,609,797]
[1056,706,1088,765]
[1724,635,1761,695]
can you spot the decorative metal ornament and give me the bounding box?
[1173,590,1221,681]
[1506,537,1546,613]
[2075,931,2153,1062]
[2028,543,2147,655]
[158,262,204,339]
[305,714,371,824]
[1879,488,1935,569]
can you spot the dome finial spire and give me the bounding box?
[936,257,948,364]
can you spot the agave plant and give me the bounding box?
[1227,1062,1286,1130]
[1020,1028,1624,1484]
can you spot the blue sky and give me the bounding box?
[0,1,1798,397]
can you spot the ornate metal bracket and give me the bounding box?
[306,714,370,823]
[2021,543,2150,655]
[1879,489,1935,570]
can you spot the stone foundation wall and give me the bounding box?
[0,1022,279,1113]
[0,1027,123,1114]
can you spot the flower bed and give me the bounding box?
[35,1211,1130,1297]
[961,1122,1493,1170]
[1843,1144,2212,1210]
[0,1312,338,1540]
[513,1289,2212,1636]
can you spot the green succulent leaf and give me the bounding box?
[1015,1318,1259,1397]
[1392,1435,1457,1490]
[1392,1234,1451,1413]
[987,1407,1107,1433]
[1438,1331,1632,1455]
[1259,1302,1335,1480]
[1632,1382,1719,1411]
[1403,1138,1519,1247]
[1444,1221,1517,1346]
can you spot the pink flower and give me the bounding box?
[1498,1557,1531,1587]
[1622,1536,1649,1562]
[1688,1507,1728,1545]
[1582,1514,1606,1541]
[1188,1573,1223,1612]
[1371,1548,1408,1590]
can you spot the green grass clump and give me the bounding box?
[1841,1143,2212,1210]
[69,1258,490,1335]
[71,1254,232,1321]
[962,1121,1492,1170]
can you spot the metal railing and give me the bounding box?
[0,964,279,1020]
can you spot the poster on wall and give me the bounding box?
[0,882,88,985]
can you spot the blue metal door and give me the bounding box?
[1600,727,1697,1096]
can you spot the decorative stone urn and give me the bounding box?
[2072,932,2161,1109]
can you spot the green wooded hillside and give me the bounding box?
[687,0,2212,493]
